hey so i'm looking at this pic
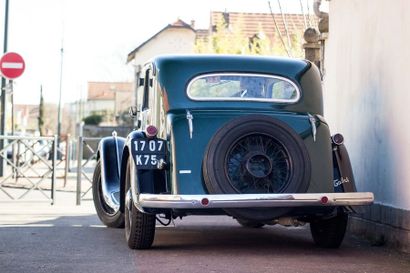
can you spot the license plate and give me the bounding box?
[131,139,166,169]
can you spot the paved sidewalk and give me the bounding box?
[0,170,94,205]
[0,190,135,273]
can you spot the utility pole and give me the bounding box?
[0,0,10,176]
[56,46,63,159]
[56,9,64,159]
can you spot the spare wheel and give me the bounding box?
[202,114,311,221]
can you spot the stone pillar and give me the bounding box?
[303,27,321,69]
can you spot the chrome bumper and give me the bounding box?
[137,192,374,209]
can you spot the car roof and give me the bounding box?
[153,54,309,79]
[150,55,322,115]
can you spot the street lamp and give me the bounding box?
[0,0,9,176]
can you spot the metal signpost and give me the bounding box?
[0,52,25,79]
[0,52,26,177]
[0,0,9,177]
[0,52,59,204]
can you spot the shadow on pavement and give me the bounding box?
[135,217,410,273]
[1,213,410,273]
[0,214,135,273]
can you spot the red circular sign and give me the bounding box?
[0,52,25,79]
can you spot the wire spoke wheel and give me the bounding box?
[226,133,291,194]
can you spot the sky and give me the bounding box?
[0,0,325,105]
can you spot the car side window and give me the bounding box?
[136,75,144,113]
[142,69,150,110]
[148,72,157,127]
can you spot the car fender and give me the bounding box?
[97,134,125,212]
[332,143,357,193]
[119,130,168,213]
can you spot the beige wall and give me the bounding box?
[323,0,410,209]
[131,28,196,67]
[85,100,115,116]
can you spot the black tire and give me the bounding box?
[310,211,348,248]
[124,158,156,249]
[236,218,264,228]
[203,115,311,221]
[92,161,124,228]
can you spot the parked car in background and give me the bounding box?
[92,55,374,249]
[6,133,51,165]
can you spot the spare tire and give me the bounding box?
[203,115,311,221]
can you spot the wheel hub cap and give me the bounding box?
[245,152,273,178]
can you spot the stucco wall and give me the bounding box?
[323,0,410,210]
[84,100,115,117]
[132,28,196,67]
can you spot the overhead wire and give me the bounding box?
[277,0,293,53]
[267,1,292,57]
[299,0,308,29]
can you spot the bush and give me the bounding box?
[83,114,103,125]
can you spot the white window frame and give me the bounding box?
[186,73,301,104]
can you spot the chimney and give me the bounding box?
[190,20,195,29]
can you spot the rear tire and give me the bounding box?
[92,161,124,228]
[310,211,348,248]
[124,158,156,249]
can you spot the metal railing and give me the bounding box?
[0,135,57,204]
[0,134,101,205]
[76,136,100,205]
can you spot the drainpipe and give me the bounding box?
[313,0,328,19]
[313,0,329,33]
[312,0,329,78]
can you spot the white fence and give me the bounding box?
[0,134,100,205]
[76,136,100,205]
[0,135,58,204]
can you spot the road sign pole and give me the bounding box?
[56,47,64,160]
[0,0,10,177]
[10,80,14,136]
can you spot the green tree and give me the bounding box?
[38,85,45,135]
[195,14,303,57]
[83,114,103,125]
[196,14,248,54]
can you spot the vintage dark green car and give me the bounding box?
[92,55,374,250]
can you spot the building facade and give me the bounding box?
[322,0,410,252]
[85,82,133,125]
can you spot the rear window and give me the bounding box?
[187,73,300,103]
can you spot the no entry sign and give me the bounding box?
[0,52,25,79]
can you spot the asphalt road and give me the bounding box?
[1,191,410,273]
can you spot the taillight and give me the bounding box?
[145,125,158,138]
[320,196,329,204]
[331,133,344,145]
[201,198,210,206]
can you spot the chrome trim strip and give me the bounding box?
[186,110,193,139]
[186,73,301,104]
[308,113,317,142]
[112,131,121,180]
[136,192,374,209]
